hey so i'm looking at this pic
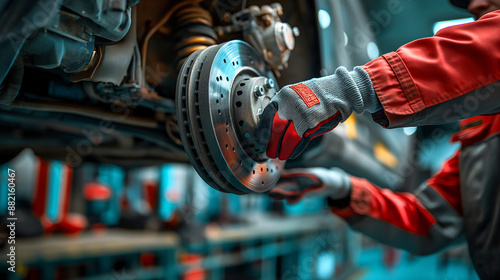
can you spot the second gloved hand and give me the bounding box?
[268,167,352,204]
[256,66,380,160]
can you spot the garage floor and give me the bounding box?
[359,247,479,280]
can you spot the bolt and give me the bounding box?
[272,3,283,16]
[254,85,265,97]
[262,15,272,27]
[249,5,260,13]
[265,79,274,89]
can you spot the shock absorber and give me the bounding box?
[173,3,218,71]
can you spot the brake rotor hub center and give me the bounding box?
[232,73,277,161]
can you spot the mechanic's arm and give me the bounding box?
[366,9,500,128]
[270,151,465,255]
[257,10,500,160]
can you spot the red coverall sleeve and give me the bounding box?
[363,10,500,128]
[331,151,464,255]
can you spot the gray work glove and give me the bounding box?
[268,167,352,204]
[257,66,381,160]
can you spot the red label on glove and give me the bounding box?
[290,83,320,108]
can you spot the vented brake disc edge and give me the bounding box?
[176,44,235,194]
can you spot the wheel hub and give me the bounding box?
[232,73,277,162]
[176,40,284,194]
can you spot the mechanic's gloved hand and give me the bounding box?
[257,66,380,160]
[268,167,351,204]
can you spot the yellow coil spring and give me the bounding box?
[174,4,218,70]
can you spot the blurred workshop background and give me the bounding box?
[0,0,481,279]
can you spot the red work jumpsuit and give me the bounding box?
[331,10,500,279]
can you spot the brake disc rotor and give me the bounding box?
[176,40,284,194]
